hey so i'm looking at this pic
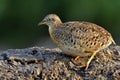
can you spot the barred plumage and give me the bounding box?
[38,14,116,69]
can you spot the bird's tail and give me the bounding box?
[111,37,116,45]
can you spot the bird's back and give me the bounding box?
[50,21,115,57]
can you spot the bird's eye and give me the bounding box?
[48,18,55,21]
[51,18,55,21]
[48,18,51,21]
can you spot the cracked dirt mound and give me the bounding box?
[0,46,120,80]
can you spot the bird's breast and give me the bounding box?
[49,29,92,57]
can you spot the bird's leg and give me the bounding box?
[75,56,80,61]
[85,51,97,70]
[74,56,88,67]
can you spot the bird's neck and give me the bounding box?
[48,21,62,33]
[48,22,62,42]
[48,25,56,44]
[48,24,57,34]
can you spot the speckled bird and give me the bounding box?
[38,14,116,69]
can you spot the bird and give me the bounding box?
[38,14,116,70]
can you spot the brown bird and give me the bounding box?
[38,14,116,69]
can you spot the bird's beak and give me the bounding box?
[38,21,47,26]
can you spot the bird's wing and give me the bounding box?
[53,21,115,52]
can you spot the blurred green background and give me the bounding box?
[0,0,120,49]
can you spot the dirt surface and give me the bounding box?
[0,46,120,80]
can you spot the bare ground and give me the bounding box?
[0,45,120,80]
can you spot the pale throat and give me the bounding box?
[48,23,57,34]
[48,21,62,41]
[48,21,62,33]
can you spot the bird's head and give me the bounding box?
[38,14,62,27]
